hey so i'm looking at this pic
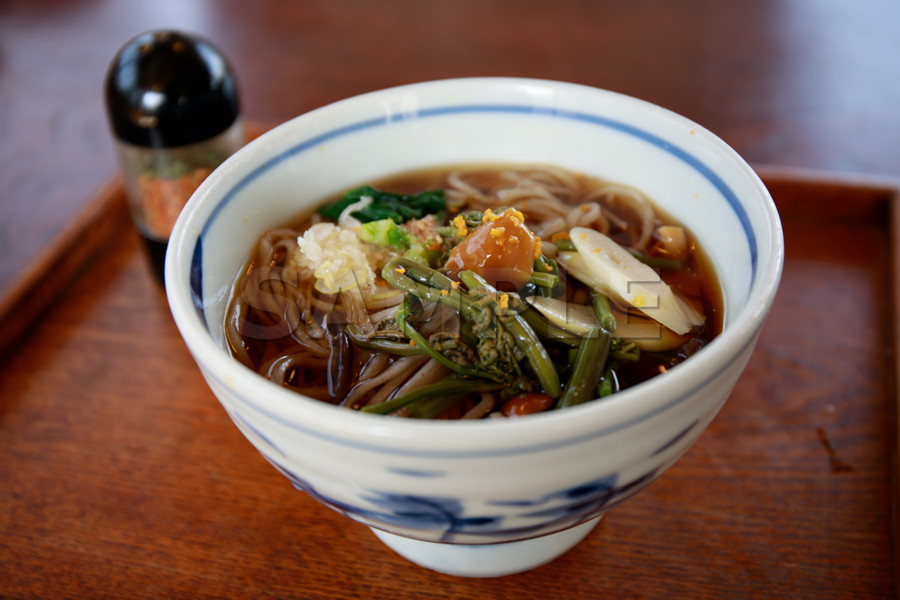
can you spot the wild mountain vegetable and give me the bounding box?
[380,258,561,399]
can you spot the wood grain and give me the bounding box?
[0,169,896,599]
[2,0,900,294]
[3,0,900,597]
[0,177,129,359]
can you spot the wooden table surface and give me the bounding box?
[2,1,900,598]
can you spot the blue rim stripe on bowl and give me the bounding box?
[189,103,758,321]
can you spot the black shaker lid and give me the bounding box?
[105,30,240,148]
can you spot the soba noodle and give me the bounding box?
[225,164,721,419]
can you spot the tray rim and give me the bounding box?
[0,174,130,359]
[0,162,898,595]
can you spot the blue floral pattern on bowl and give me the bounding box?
[266,454,660,543]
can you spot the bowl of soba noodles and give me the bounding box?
[165,77,783,577]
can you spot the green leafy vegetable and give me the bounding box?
[318,186,446,223]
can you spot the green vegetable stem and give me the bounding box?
[344,324,425,356]
[379,258,560,398]
[554,238,577,252]
[591,293,618,333]
[394,294,500,381]
[557,326,612,409]
[518,306,580,347]
[458,270,561,398]
[361,378,503,416]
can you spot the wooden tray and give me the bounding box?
[0,166,898,599]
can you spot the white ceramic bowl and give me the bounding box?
[165,77,783,577]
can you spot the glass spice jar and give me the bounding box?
[104,30,243,284]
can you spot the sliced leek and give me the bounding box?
[557,227,704,335]
[527,294,691,351]
[526,296,599,335]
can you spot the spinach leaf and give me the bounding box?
[317,185,445,223]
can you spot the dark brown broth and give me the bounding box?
[230,163,723,409]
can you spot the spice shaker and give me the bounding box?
[104,30,243,283]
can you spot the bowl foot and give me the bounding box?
[371,516,602,577]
